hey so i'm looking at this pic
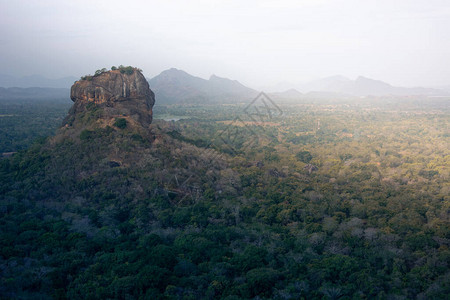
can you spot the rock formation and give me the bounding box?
[65,67,155,127]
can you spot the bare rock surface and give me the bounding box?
[66,68,155,127]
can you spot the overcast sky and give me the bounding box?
[1,0,450,88]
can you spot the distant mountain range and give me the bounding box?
[269,88,303,100]
[276,75,448,97]
[148,68,258,104]
[0,74,78,89]
[1,69,448,103]
[149,71,448,103]
[0,87,70,100]
[437,85,450,93]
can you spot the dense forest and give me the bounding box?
[0,98,71,153]
[0,96,449,299]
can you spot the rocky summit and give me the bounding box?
[66,67,155,128]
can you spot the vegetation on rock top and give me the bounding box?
[80,65,143,81]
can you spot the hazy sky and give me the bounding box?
[1,0,450,88]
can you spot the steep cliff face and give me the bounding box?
[66,68,155,127]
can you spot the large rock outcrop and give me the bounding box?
[66,68,155,127]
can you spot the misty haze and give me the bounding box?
[0,1,449,299]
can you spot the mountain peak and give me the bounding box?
[149,68,257,104]
[161,68,188,76]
